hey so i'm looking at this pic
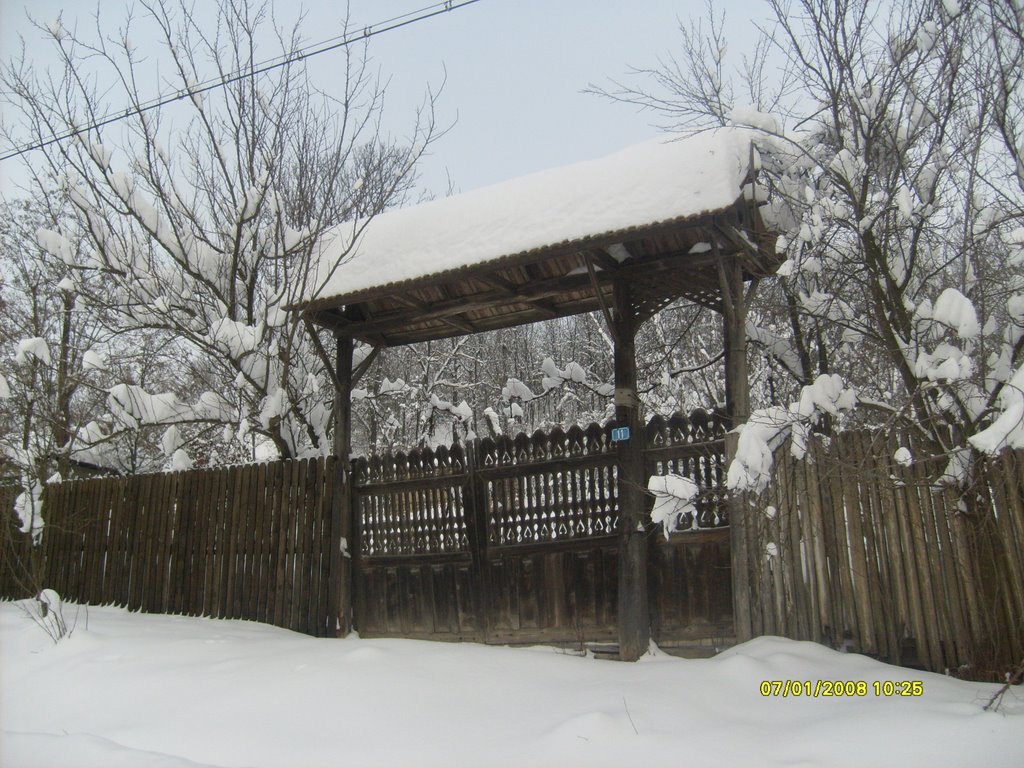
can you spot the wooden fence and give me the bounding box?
[745,431,1024,678]
[0,411,733,649]
[1,458,341,637]
[1,485,36,600]
[5,420,1019,677]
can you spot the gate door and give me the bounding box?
[351,444,486,641]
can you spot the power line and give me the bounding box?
[0,0,482,163]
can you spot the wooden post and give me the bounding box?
[331,334,354,636]
[613,280,649,661]
[720,256,753,642]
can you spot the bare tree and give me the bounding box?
[592,0,1024,471]
[1,0,443,462]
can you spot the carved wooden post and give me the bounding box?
[613,280,650,661]
[720,257,753,642]
[331,334,354,636]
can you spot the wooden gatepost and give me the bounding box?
[294,129,779,657]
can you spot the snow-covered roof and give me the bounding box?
[303,129,758,308]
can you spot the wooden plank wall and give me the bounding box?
[747,431,1024,678]
[5,421,1019,676]
[645,414,734,644]
[5,457,339,637]
[351,443,485,640]
[0,485,37,599]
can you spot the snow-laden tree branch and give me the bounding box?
[1,0,443,465]
[726,374,858,492]
[593,0,1024,485]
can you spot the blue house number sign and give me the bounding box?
[611,426,630,442]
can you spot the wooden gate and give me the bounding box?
[351,415,733,646]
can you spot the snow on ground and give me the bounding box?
[1,602,1020,768]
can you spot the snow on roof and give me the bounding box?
[305,128,757,306]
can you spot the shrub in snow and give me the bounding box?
[13,478,45,545]
[893,446,913,467]
[14,337,51,366]
[495,360,614,435]
[428,394,476,447]
[23,589,72,643]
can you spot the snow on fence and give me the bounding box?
[744,430,1024,679]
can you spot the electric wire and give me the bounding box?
[0,0,482,163]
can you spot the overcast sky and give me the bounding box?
[0,0,765,199]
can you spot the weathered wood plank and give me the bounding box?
[255,461,275,626]
[145,472,169,612]
[304,457,325,635]
[194,468,216,615]
[108,478,130,608]
[126,475,151,612]
[908,435,960,670]
[78,479,103,605]
[243,462,263,621]
[169,470,190,614]
[990,450,1024,662]
[901,433,943,671]
[208,467,227,615]
[274,460,296,629]
[837,434,875,655]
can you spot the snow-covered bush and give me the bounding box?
[2,0,440,466]
[22,589,73,643]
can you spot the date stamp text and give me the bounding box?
[759,680,924,698]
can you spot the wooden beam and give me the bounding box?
[612,279,649,661]
[713,218,779,278]
[308,246,744,340]
[587,256,618,346]
[318,270,730,348]
[717,246,753,644]
[302,318,344,393]
[392,293,479,335]
[351,290,625,346]
[352,344,381,386]
[591,248,622,271]
[477,273,559,319]
[293,212,734,313]
[302,308,388,345]
[332,334,355,638]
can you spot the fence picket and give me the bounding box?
[836,434,875,654]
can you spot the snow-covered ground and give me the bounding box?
[1,602,1020,768]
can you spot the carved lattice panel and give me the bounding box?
[354,444,470,557]
[357,484,468,556]
[484,460,620,546]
